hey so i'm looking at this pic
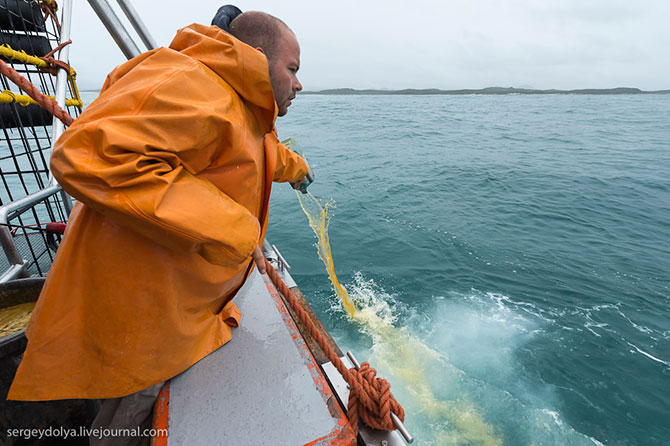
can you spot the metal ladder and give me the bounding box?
[0,0,156,282]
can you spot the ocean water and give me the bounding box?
[267,94,670,445]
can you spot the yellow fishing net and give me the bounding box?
[0,302,35,337]
[296,190,502,445]
[297,192,357,317]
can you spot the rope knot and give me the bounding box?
[346,361,405,437]
[39,40,73,76]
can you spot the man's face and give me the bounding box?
[268,29,302,117]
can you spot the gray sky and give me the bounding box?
[71,0,670,91]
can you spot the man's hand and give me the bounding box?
[290,176,308,191]
[252,245,267,274]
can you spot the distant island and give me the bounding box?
[302,87,670,95]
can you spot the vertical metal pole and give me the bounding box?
[0,225,26,276]
[58,184,73,215]
[116,0,157,51]
[49,0,74,213]
[50,0,72,147]
[87,0,141,60]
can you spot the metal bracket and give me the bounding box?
[271,244,291,272]
[262,239,296,287]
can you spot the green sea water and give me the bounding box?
[70,91,668,445]
[268,94,670,445]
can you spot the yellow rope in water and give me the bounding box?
[296,189,503,445]
[0,90,82,107]
[297,191,358,317]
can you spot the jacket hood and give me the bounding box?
[169,23,277,124]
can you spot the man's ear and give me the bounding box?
[255,47,264,54]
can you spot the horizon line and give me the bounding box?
[300,86,670,95]
[78,86,670,94]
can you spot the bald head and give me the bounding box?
[227,10,302,116]
[229,11,292,65]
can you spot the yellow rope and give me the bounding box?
[41,0,57,9]
[0,302,35,337]
[0,90,82,107]
[0,44,76,76]
[0,43,82,107]
[68,72,82,104]
[0,44,47,68]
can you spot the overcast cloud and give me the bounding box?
[71,0,670,91]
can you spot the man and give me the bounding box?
[8,8,308,445]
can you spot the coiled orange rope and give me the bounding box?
[0,59,74,126]
[263,258,405,438]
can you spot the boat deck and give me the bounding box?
[153,269,356,446]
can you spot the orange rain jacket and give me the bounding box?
[8,24,308,401]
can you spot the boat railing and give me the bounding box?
[0,183,64,283]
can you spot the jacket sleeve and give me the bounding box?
[50,72,261,267]
[273,141,309,183]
